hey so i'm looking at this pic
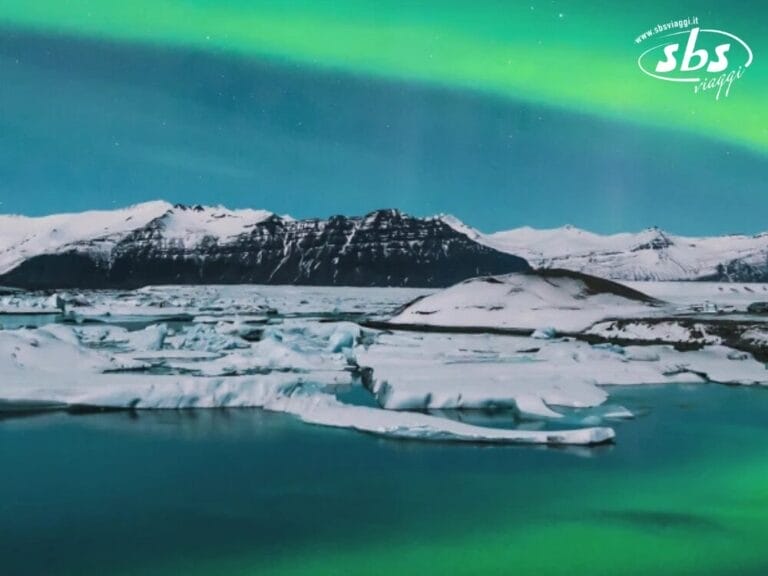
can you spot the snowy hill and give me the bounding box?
[0,203,529,289]
[391,269,662,332]
[438,218,768,282]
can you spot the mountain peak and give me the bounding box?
[172,203,206,212]
[364,208,403,219]
[476,224,768,282]
[631,227,674,251]
[435,213,483,241]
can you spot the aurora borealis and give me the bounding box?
[2,7,768,575]
[0,1,766,232]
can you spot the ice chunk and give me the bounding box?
[513,395,563,419]
[357,332,610,411]
[327,323,362,352]
[531,327,557,340]
[126,324,168,351]
[355,330,768,417]
[624,347,661,362]
[271,392,614,445]
[38,324,81,346]
[169,323,248,352]
[44,293,66,313]
[658,345,768,386]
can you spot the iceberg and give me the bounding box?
[0,324,612,445]
[355,330,768,415]
[284,392,615,445]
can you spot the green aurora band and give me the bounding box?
[1,0,766,153]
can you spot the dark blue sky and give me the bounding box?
[1,28,766,235]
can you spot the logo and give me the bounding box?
[635,18,753,99]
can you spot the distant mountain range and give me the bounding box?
[2,202,767,289]
[0,202,529,289]
[440,217,768,282]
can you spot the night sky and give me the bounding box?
[0,0,766,234]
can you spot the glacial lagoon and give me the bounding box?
[1,282,768,575]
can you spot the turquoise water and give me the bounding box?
[2,383,768,576]
[0,314,60,330]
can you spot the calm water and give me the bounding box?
[2,384,768,576]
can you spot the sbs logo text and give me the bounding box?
[637,25,753,99]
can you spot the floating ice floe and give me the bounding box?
[0,324,612,445]
[283,392,615,445]
[356,331,768,416]
[357,333,608,416]
[0,293,60,315]
[0,324,349,410]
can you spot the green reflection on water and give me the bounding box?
[2,384,767,576]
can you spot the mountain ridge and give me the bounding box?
[3,202,768,287]
[437,217,768,282]
[0,202,529,289]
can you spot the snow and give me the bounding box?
[4,203,768,285]
[587,320,723,344]
[154,204,273,248]
[484,226,768,281]
[625,281,768,312]
[0,201,274,275]
[432,214,485,243]
[390,271,660,332]
[0,201,172,275]
[438,216,768,282]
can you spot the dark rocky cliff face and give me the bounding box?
[706,257,768,283]
[0,209,530,289]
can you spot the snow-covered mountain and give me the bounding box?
[439,218,768,282]
[6,202,766,287]
[0,202,529,289]
[0,201,273,275]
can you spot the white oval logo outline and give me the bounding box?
[637,28,753,83]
